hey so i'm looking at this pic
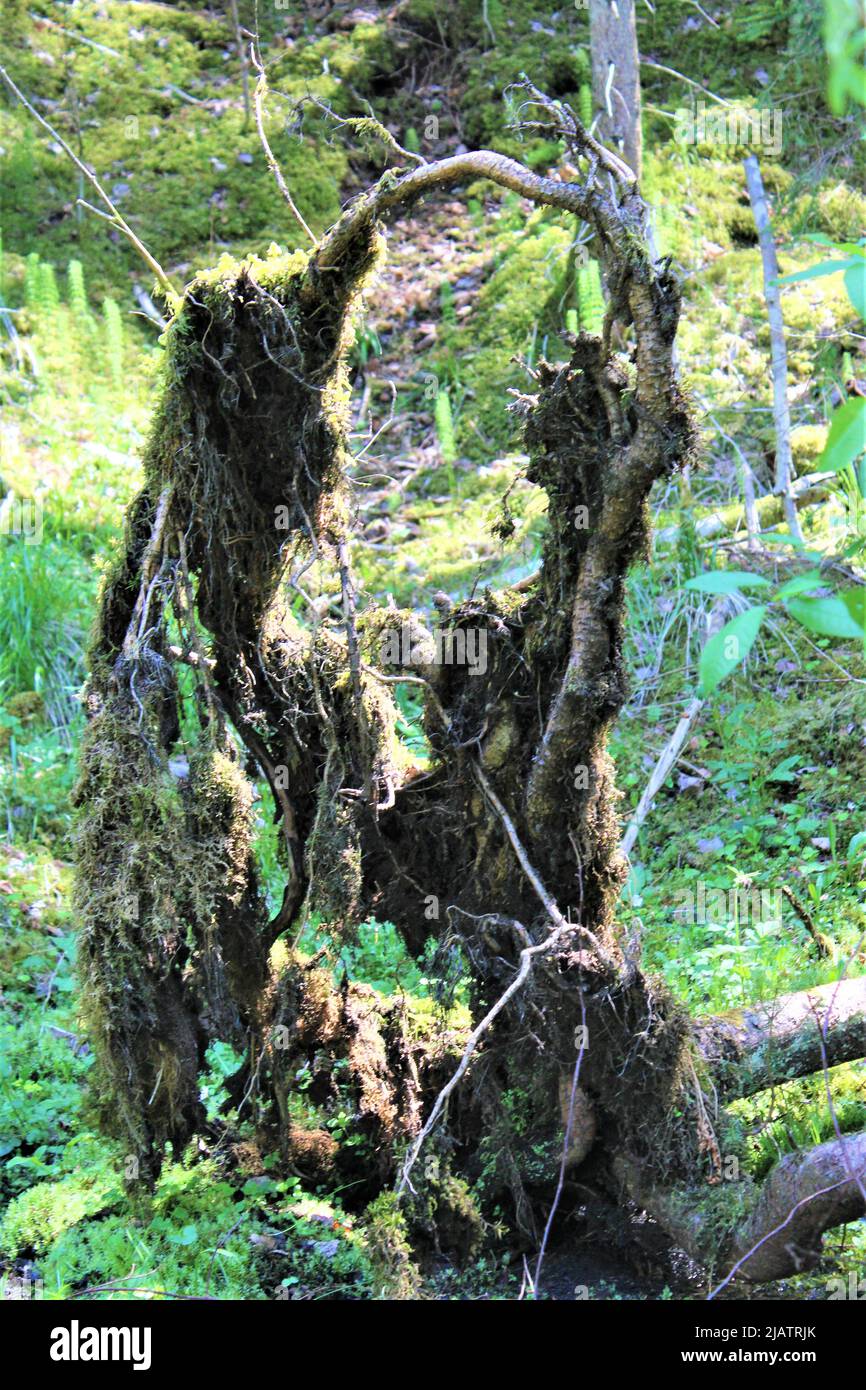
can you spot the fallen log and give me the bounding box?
[616,1129,866,1283]
[697,976,866,1100]
[654,470,834,548]
[725,1130,866,1282]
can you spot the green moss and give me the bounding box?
[0,4,390,293]
[729,1067,866,1181]
[816,183,866,241]
[439,212,573,462]
[790,423,830,474]
[0,1169,117,1257]
[356,458,545,606]
[363,1191,423,1299]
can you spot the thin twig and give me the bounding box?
[473,761,616,972]
[29,11,123,57]
[744,155,803,544]
[639,59,733,108]
[780,884,833,958]
[398,923,569,1195]
[621,599,729,857]
[249,44,316,246]
[532,986,588,1293]
[292,93,426,168]
[0,65,179,307]
[228,0,251,127]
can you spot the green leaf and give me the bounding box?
[698,606,767,696]
[841,587,866,629]
[847,830,866,861]
[844,259,866,319]
[767,754,800,783]
[773,568,823,600]
[756,533,824,558]
[685,571,770,593]
[786,594,864,638]
[828,54,866,115]
[775,257,861,286]
[804,235,866,253]
[172,1225,198,1247]
[204,1039,244,1079]
[819,398,866,473]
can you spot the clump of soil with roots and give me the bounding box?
[73,86,866,1291]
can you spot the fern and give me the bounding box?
[66,259,90,329]
[37,263,60,319]
[434,388,458,493]
[579,83,593,130]
[577,258,604,335]
[24,252,41,310]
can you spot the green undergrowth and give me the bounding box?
[615,567,866,1015]
[0,2,388,292]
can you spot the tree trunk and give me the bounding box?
[589,0,643,181]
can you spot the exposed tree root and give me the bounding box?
[69,83,866,1282]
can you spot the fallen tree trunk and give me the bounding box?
[654,470,834,548]
[616,1129,866,1283]
[725,1130,866,1282]
[697,976,866,1101]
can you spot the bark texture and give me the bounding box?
[589,0,643,180]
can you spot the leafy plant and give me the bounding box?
[66,260,90,329]
[824,0,866,113]
[0,534,92,722]
[688,563,866,695]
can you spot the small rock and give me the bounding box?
[677,774,705,793]
[313,1240,339,1259]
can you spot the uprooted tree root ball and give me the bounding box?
[74,86,866,1285]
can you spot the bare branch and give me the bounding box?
[249,44,317,247]
[0,64,179,309]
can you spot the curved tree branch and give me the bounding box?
[720,1131,866,1284]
